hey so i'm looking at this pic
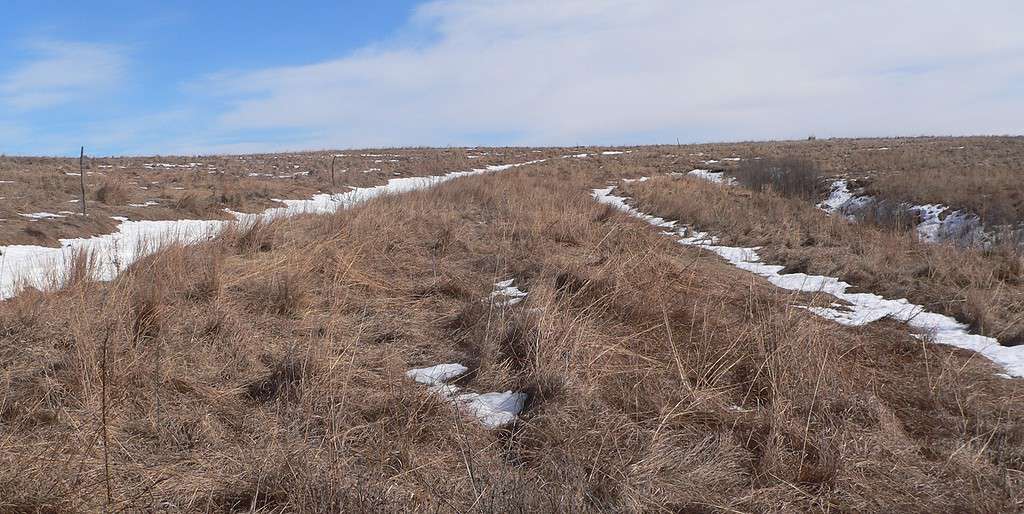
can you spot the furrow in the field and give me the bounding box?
[592,183,1024,378]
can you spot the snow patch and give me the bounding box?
[491,278,528,306]
[687,169,735,185]
[407,363,526,428]
[406,363,468,385]
[19,212,66,220]
[818,179,857,214]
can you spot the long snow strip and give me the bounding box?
[0,160,545,300]
[592,185,1024,378]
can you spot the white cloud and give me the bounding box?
[189,0,1024,149]
[2,40,127,110]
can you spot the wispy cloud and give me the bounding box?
[2,39,127,110]
[183,0,1024,151]
[3,1,1023,155]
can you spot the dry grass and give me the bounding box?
[731,157,824,200]
[94,180,131,206]
[1,156,1022,512]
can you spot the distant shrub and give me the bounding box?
[732,158,824,200]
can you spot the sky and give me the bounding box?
[1,0,1022,156]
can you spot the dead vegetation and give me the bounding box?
[731,157,824,200]
[1,156,1022,512]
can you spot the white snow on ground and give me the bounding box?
[452,391,526,428]
[818,179,855,212]
[406,363,469,385]
[601,151,625,155]
[592,184,1024,378]
[407,362,526,428]
[687,169,736,185]
[128,201,160,208]
[621,177,649,183]
[0,180,14,184]
[911,204,948,243]
[722,157,742,161]
[19,212,66,220]
[144,163,200,169]
[491,278,528,306]
[0,159,547,300]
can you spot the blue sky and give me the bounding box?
[2,1,1022,156]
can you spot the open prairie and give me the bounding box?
[1,138,1022,512]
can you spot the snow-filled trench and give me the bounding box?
[818,179,998,246]
[686,169,1010,248]
[0,160,545,300]
[592,183,1024,378]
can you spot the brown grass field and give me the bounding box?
[1,139,1023,512]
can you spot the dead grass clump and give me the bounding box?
[733,157,824,200]
[221,217,279,255]
[54,248,96,293]
[94,180,130,205]
[853,199,919,233]
[245,352,306,403]
[172,193,211,216]
[236,271,309,318]
[129,287,162,345]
